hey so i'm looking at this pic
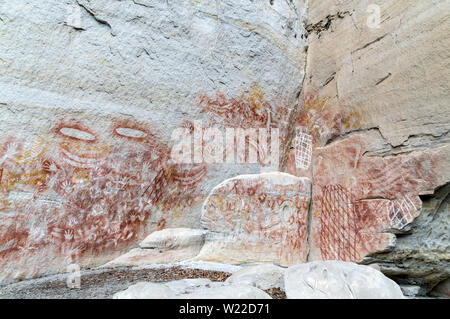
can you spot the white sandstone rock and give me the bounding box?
[400,285,422,297]
[225,264,286,290]
[113,279,271,299]
[285,261,405,299]
[0,0,307,283]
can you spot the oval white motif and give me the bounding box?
[115,127,147,139]
[59,127,96,141]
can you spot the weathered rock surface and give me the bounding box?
[225,264,286,290]
[298,0,449,148]
[400,285,423,298]
[164,278,221,295]
[195,172,311,266]
[140,228,207,250]
[284,261,405,299]
[0,0,307,282]
[0,0,448,296]
[113,278,271,299]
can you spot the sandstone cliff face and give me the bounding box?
[0,0,307,282]
[288,0,449,292]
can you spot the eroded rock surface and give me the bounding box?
[113,281,174,299]
[309,131,449,262]
[362,183,450,292]
[101,247,199,268]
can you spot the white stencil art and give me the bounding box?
[389,196,417,229]
[294,128,312,170]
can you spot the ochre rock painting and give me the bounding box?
[0,85,299,282]
[281,92,449,263]
[295,93,361,147]
[308,133,448,262]
[0,120,207,281]
[1,88,447,279]
[198,85,292,164]
[196,172,311,266]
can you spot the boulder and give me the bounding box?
[101,247,199,268]
[400,285,423,298]
[284,261,405,299]
[195,172,311,266]
[103,228,208,267]
[282,0,450,291]
[164,278,223,295]
[430,278,450,298]
[225,264,286,290]
[113,282,173,299]
[113,279,271,299]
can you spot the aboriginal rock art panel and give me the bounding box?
[388,196,417,230]
[280,91,447,262]
[294,127,313,170]
[295,93,362,147]
[198,84,292,167]
[0,119,207,281]
[309,133,445,262]
[198,173,311,266]
[285,92,361,175]
[177,119,281,168]
[199,84,291,130]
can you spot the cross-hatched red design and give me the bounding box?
[319,184,360,261]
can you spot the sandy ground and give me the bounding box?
[0,266,286,299]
